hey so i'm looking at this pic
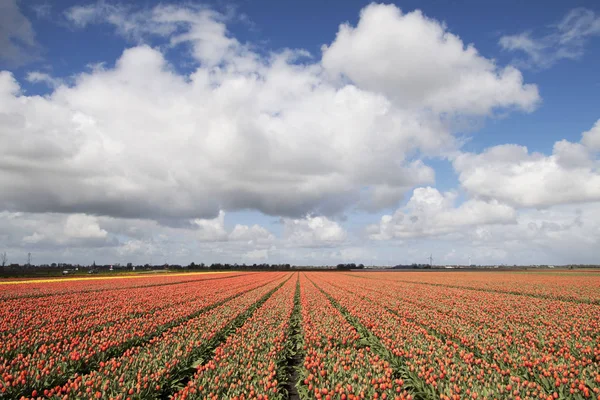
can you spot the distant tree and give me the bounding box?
[1,252,7,267]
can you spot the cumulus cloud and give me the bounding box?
[0,0,39,67]
[454,122,600,208]
[229,224,275,242]
[0,212,114,248]
[1,2,561,264]
[242,249,269,261]
[367,187,516,240]
[459,204,600,265]
[0,3,538,225]
[500,8,600,69]
[192,211,228,241]
[322,4,539,115]
[283,215,347,247]
[582,120,600,151]
[365,191,600,265]
[0,209,281,263]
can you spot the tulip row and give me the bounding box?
[2,270,598,400]
[331,273,599,397]
[0,272,250,337]
[173,274,298,400]
[356,270,600,304]
[0,271,245,300]
[1,274,257,358]
[340,274,599,356]
[297,273,411,400]
[309,273,561,400]
[0,273,283,398]
[24,273,290,400]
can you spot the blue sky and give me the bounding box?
[1,0,600,266]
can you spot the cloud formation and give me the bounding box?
[0,212,115,249]
[283,215,347,247]
[323,5,539,115]
[0,0,39,67]
[582,120,600,151]
[0,3,538,225]
[453,121,600,208]
[367,187,516,240]
[4,2,599,265]
[500,8,600,68]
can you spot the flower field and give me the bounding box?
[1,270,598,399]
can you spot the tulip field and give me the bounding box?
[1,270,599,399]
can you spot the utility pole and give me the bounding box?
[1,252,7,267]
[428,254,433,267]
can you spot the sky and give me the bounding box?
[1,0,600,266]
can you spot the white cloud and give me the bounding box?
[26,71,63,88]
[64,3,106,27]
[64,214,108,239]
[192,211,228,241]
[582,120,600,151]
[500,8,600,69]
[64,3,242,67]
[322,4,539,115]
[6,2,582,265]
[458,204,600,265]
[242,249,269,261]
[0,3,538,224]
[454,122,600,208]
[367,187,516,240]
[0,209,280,264]
[229,224,274,242]
[1,212,113,247]
[283,215,347,247]
[31,3,52,19]
[3,4,535,222]
[0,0,39,67]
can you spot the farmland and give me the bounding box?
[1,270,599,399]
